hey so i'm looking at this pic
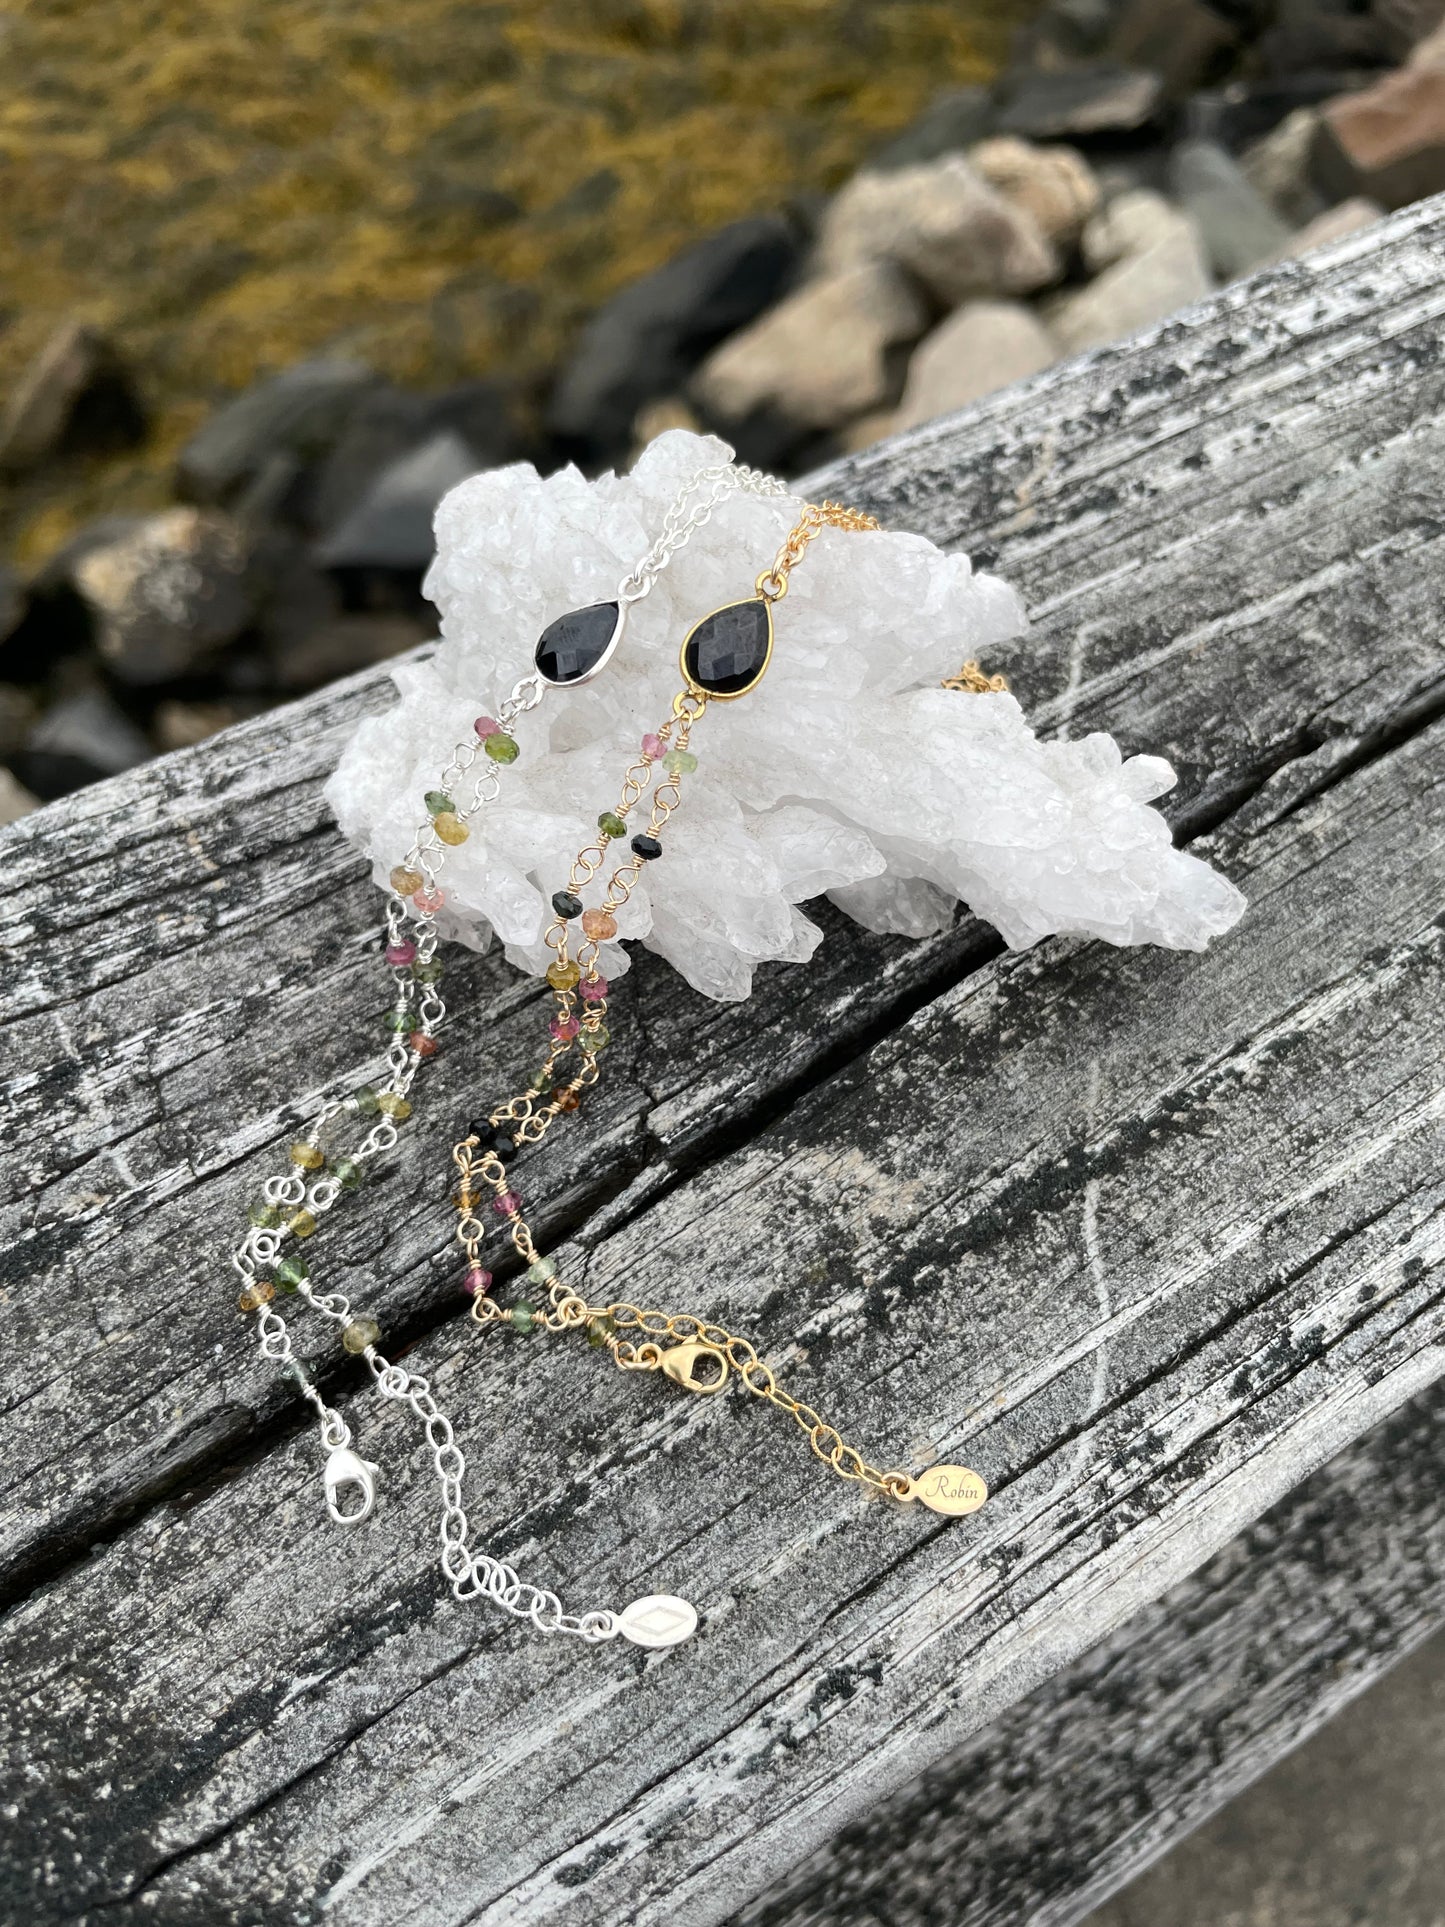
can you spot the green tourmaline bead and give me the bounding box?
[510,1302,538,1335]
[531,1069,553,1094]
[354,1086,381,1115]
[526,1257,557,1286]
[586,1313,618,1349]
[483,732,519,764]
[581,1023,611,1053]
[663,748,697,776]
[414,958,444,984]
[383,1009,412,1032]
[248,1201,284,1229]
[342,1316,381,1355]
[275,1255,309,1291]
[424,790,454,816]
[598,811,626,839]
[333,1157,363,1191]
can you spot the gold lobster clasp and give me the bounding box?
[660,1341,730,1395]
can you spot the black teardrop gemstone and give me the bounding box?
[535,601,621,685]
[681,598,774,699]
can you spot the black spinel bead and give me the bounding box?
[468,1119,496,1148]
[631,833,663,861]
[551,890,584,919]
[493,1132,518,1161]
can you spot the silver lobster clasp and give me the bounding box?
[324,1446,379,1526]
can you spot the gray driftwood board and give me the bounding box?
[2,196,1444,1926]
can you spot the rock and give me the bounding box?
[0,321,146,475]
[1187,71,1386,151]
[304,379,525,540]
[0,767,41,827]
[839,409,900,454]
[1169,139,1293,278]
[70,509,259,685]
[151,699,256,752]
[1047,212,1212,354]
[970,138,1101,249]
[1313,67,1445,207]
[176,359,374,506]
[1240,108,1329,225]
[814,158,1058,305]
[1256,5,1395,77]
[691,262,928,437]
[995,64,1165,142]
[631,396,702,458]
[0,684,39,761]
[1389,1,1445,59]
[871,87,994,170]
[546,215,803,464]
[313,431,480,572]
[0,566,19,647]
[1014,0,1121,64]
[894,301,1058,431]
[18,686,152,799]
[1408,16,1445,67]
[1269,195,1386,260]
[1082,188,1198,272]
[1107,0,1237,96]
[266,612,429,692]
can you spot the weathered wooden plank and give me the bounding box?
[4,199,1445,1612]
[3,689,1441,1921]
[740,1384,1445,1927]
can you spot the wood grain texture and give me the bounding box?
[739,1384,1445,1927]
[1,199,1443,1925]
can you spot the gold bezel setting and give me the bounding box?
[678,596,775,702]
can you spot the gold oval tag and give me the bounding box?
[910,1464,988,1516]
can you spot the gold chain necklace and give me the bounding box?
[456,501,997,1523]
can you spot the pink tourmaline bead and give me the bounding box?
[549,1014,581,1041]
[641,732,664,760]
[413,886,445,912]
[463,1265,493,1296]
[493,1189,522,1216]
[579,975,608,1002]
[384,940,417,966]
[474,715,501,738]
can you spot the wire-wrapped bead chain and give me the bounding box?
[224,461,790,1648]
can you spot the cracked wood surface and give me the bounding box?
[2,199,1444,1924]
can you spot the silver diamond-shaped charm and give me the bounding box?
[615,1593,698,1648]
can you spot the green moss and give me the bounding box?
[0,0,1026,558]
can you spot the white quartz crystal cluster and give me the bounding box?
[327,429,1244,1001]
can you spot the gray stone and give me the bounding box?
[1047,210,1212,354]
[1313,67,1445,208]
[894,301,1057,431]
[1240,107,1329,226]
[313,430,479,572]
[304,379,524,539]
[871,87,994,170]
[0,321,146,475]
[265,611,429,693]
[996,64,1165,142]
[1408,16,1445,67]
[814,157,1058,306]
[176,359,374,506]
[970,138,1101,249]
[0,766,40,827]
[1106,0,1237,96]
[1270,196,1386,261]
[1082,187,1200,273]
[22,685,151,798]
[70,508,259,685]
[1169,139,1294,278]
[692,261,928,435]
[0,683,38,762]
[546,215,803,463]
